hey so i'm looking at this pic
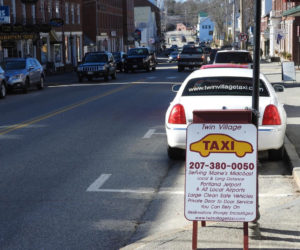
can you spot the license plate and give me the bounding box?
[133,65,138,68]
[87,72,93,75]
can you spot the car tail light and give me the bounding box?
[177,54,180,60]
[262,104,281,125]
[168,104,187,124]
[201,55,205,60]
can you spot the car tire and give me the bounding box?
[152,66,156,71]
[23,78,30,93]
[87,76,93,81]
[111,71,116,80]
[178,66,183,72]
[0,81,6,99]
[146,64,150,72]
[37,76,44,90]
[78,76,83,82]
[268,146,284,161]
[104,74,109,81]
[167,146,184,160]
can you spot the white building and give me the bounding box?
[197,12,214,43]
[134,6,158,50]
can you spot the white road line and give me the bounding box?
[166,76,177,79]
[287,117,300,125]
[90,188,156,194]
[143,129,156,138]
[87,174,112,192]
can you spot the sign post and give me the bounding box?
[185,110,257,250]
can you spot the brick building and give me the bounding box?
[267,0,300,64]
[0,0,83,69]
[83,0,130,53]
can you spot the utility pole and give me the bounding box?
[240,0,245,49]
[232,0,236,46]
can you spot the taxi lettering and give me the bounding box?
[190,134,253,157]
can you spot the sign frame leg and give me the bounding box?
[243,222,249,250]
[192,221,198,250]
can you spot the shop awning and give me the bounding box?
[50,30,61,44]
[84,35,95,46]
[282,5,300,16]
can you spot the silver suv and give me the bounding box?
[3,57,45,93]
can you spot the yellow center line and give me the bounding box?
[0,82,139,136]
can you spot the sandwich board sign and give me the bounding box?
[185,123,257,222]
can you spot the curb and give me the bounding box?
[284,135,300,189]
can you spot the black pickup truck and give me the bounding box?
[124,47,157,72]
[177,45,207,72]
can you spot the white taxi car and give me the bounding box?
[165,66,287,160]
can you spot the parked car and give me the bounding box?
[168,51,179,63]
[165,67,286,160]
[2,57,45,93]
[208,48,219,64]
[213,50,253,67]
[0,66,7,98]
[177,45,206,72]
[125,47,157,72]
[77,51,116,82]
[164,48,176,57]
[112,52,127,72]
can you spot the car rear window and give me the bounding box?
[214,52,253,64]
[182,47,203,54]
[182,77,269,97]
[128,48,149,56]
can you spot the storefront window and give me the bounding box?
[41,38,48,64]
[54,44,61,62]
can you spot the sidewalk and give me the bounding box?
[121,60,300,250]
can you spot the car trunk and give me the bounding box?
[179,96,272,125]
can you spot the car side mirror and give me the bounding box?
[172,84,181,92]
[273,84,284,92]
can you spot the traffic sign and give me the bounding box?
[239,32,248,41]
[185,123,257,222]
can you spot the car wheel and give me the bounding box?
[178,66,183,72]
[268,146,284,161]
[0,81,6,99]
[23,78,30,93]
[111,70,116,80]
[87,76,93,81]
[78,76,83,82]
[152,66,156,71]
[37,76,44,90]
[104,74,109,81]
[167,146,185,160]
[146,64,150,72]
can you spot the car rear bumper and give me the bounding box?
[166,124,286,151]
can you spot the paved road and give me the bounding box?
[1,61,299,249]
[0,63,188,250]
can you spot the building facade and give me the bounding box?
[82,0,124,53]
[0,0,83,69]
[197,12,214,43]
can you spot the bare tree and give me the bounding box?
[207,0,230,40]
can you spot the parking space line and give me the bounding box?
[143,129,156,138]
[143,129,166,139]
[86,174,112,192]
